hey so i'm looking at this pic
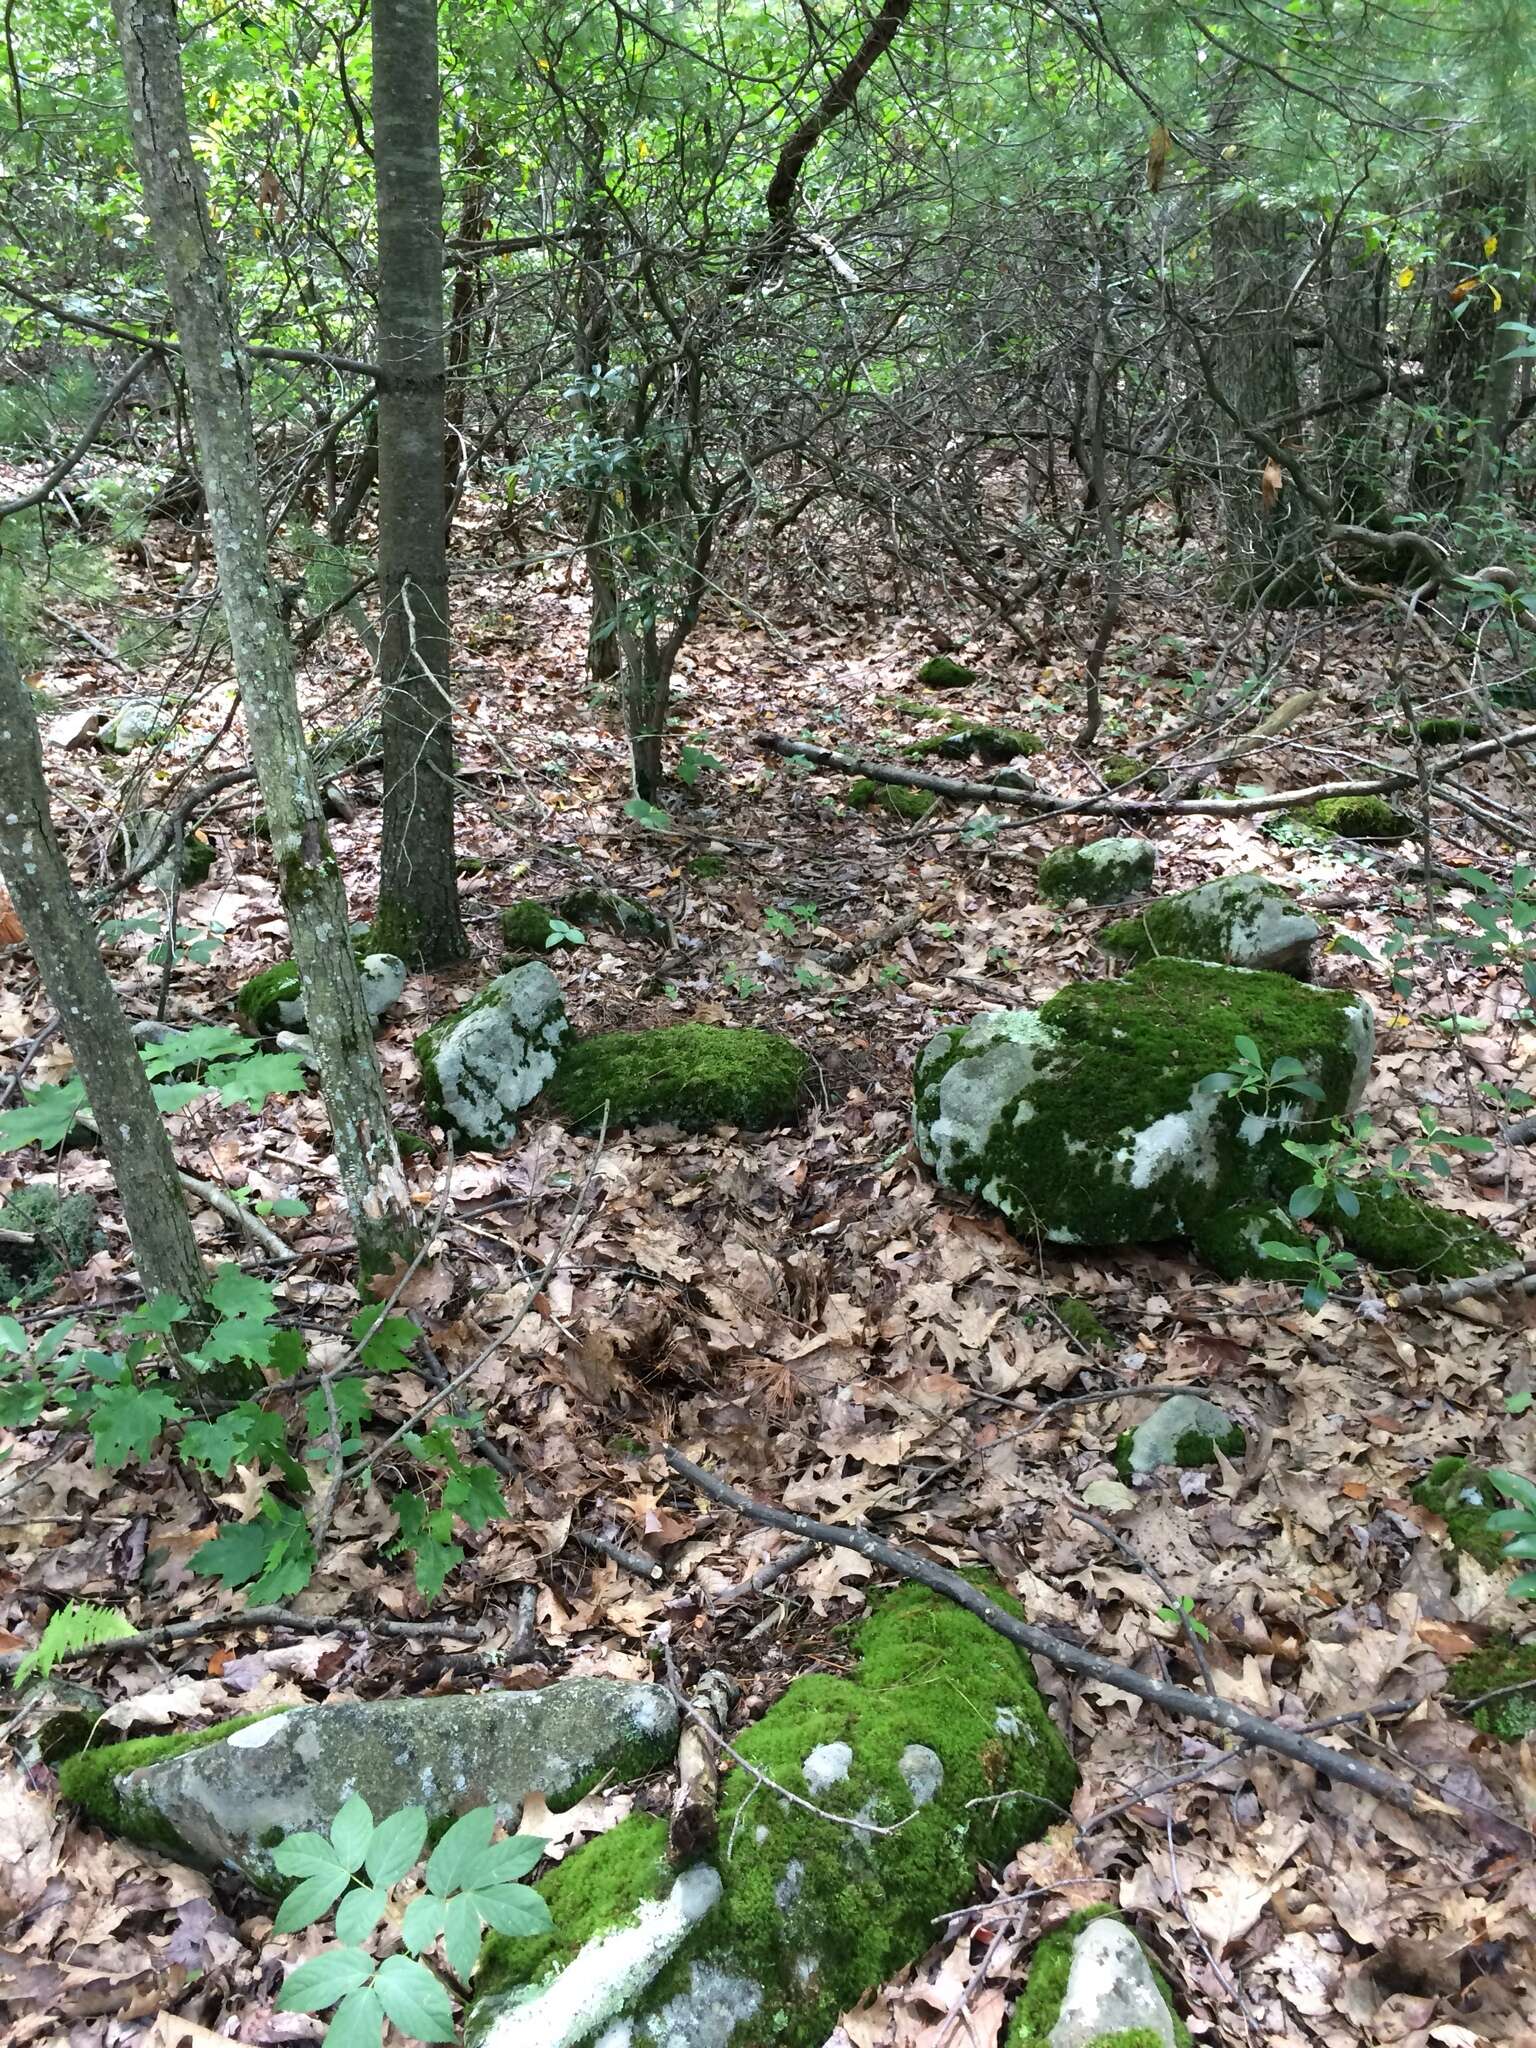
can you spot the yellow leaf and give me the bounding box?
[1485,234,1498,257]
[1449,276,1479,303]
[1397,266,1415,288]
[1491,286,1503,311]
[637,137,649,160]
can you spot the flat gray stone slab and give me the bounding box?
[126,1680,677,1886]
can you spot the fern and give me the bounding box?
[14,1600,135,1686]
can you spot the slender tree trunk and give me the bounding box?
[444,130,491,509]
[113,0,418,1283]
[0,618,211,1329]
[371,0,466,968]
[1317,233,1387,524]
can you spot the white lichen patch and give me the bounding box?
[898,1744,944,1808]
[638,1963,763,2048]
[427,962,568,1146]
[480,1865,722,2048]
[916,1010,1057,1181]
[358,952,408,1022]
[1122,1086,1221,1194]
[801,1741,853,1795]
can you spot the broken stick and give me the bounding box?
[668,1668,737,1863]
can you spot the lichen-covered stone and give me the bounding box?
[236,950,406,1035]
[1100,873,1320,977]
[913,959,1373,1259]
[472,1582,1076,2048]
[61,1681,677,1888]
[1039,838,1156,907]
[415,962,568,1147]
[1298,794,1413,841]
[1113,1395,1245,1482]
[98,699,169,752]
[0,1185,100,1301]
[846,778,940,821]
[549,1024,807,1134]
[916,654,977,689]
[1412,1456,1511,1570]
[1448,1639,1536,1741]
[1008,1910,1188,2048]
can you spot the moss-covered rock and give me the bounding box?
[916,654,977,689]
[471,1582,1076,2048]
[904,718,1043,767]
[61,1682,676,1889]
[1316,1175,1508,1281]
[1008,1909,1188,2048]
[1053,1297,1114,1349]
[1298,794,1413,841]
[236,949,406,1035]
[1099,754,1168,791]
[846,778,940,821]
[1415,717,1483,746]
[1038,838,1156,907]
[500,899,578,953]
[1187,1199,1311,1279]
[98,699,169,753]
[1447,1639,1536,1741]
[1100,873,1320,977]
[556,887,669,941]
[549,1024,807,1134]
[1412,1456,1511,1570]
[0,1185,100,1302]
[416,962,568,1148]
[1113,1394,1245,1482]
[913,959,1372,1260]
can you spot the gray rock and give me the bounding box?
[416,961,568,1148]
[1038,837,1157,907]
[122,1680,677,1887]
[1102,872,1321,976]
[98,699,169,753]
[1049,1917,1176,2048]
[1122,1393,1243,1477]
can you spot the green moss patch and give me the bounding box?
[1319,1176,1508,1280]
[1053,1297,1114,1349]
[846,778,940,821]
[1414,717,1482,745]
[1412,1456,1511,1570]
[0,1186,100,1302]
[500,900,574,953]
[916,655,977,689]
[1189,1200,1310,1280]
[689,853,729,880]
[549,1024,807,1134]
[1297,794,1413,841]
[904,717,1042,767]
[477,1813,673,2003]
[1099,754,1168,790]
[58,1712,282,1858]
[1448,1639,1536,1741]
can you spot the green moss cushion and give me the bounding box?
[916,654,976,689]
[1298,794,1413,841]
[549,1025,808,1134]
[846,778,940,821]
[236,949,406,1034]
[1448,1640,1536,1741]
[1412,1456,1513,1570]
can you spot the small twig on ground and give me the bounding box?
[662,1448,1486,1821]
[0,1603,492,1678]
[1370,1256,1536,1312]
[668,1666,736,1862]
[571,1529,664,1582]
[176,1171,294,1262]
[714,1538,818,1604]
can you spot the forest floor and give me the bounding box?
[2,506,1535,2048]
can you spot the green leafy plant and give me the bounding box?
[1198,1033,1326,1135]
[274,1798,552,2048]
[1256,1230,1358,1311]
[763,903,818,937]
[1156,1595,1210,1642]
[1486,1471,1536,1598]
[622,795,672,832]
[677,742,724,787]
[544,916,586,949]
[12,1599,134,1686]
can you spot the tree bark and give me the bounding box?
[1317,233,1387,524]
[0,617,209,1328]
[371,0,467,968]
[113,0,418,1283]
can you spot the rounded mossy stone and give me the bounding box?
[415,962,569,1147]
[1189,1200,1310,1280]
[1113,1397,1246,1482]
[1100,754,1167,790]
[500,899,570,953]
[1299,794,1413,841]
[549,1024,808,1134]
[913,957,1373,1251]
[846,778,940,821]
[904,720,1042,767]
[236,946,403,1034]
[1038,837,1156,907]
[1053,1296,1114,1349]
[1415,717,1482,745]
[556,887,667,940]
[916,654,976,689]
[476,1812,672,2005]
[1412,1456,1511,1570]
[1447,1639,1536,1741]
[1316,1175,1508,1280]
[1100,873,1320,977]
[1007,1907,1189,2048]
[58,1711,284,1858]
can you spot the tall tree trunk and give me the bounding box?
[444,129,492,509]
[371,0,467,968]
[113,0,418,1284]
[1317,233,1388,524]
[0,617,213,1336]
[1212,193,1312,601]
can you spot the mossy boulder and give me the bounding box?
[1039,838,1156,907]
[61,1682,677,1889]
[846,778,940,821]
[501,899,580,954]
[503,890,669,954]
[1448,1639,1536,1741]
[1100,754,1167,790]
[471,1581,1076,2048]
[1412,1456,1511,1571]
[913,959,1372,1267]
[236,950,406,1035]
[916,654,977,689]
[1113,1395,1245,1483]
[549,1024,807,1134]
[904,718,1042,768]
[1101,873,1320,977]
[416,961,568,1148]
[0,1186,101,1302]
[1008,1909,1187,2048]
[1297,794,1413,841]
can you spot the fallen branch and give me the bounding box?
[0,1602,492,1679]
[663,1449,1462,1819]
[176,1171,294,1263]
[571,1529,664,1582]
[758,727,1536,823]
[714,1537,819,1604]
[1375,1256,1536,1312]
[668,1667,736,1862]
[819,908,922,975]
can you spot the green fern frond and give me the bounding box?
[13,1600,135,1687]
